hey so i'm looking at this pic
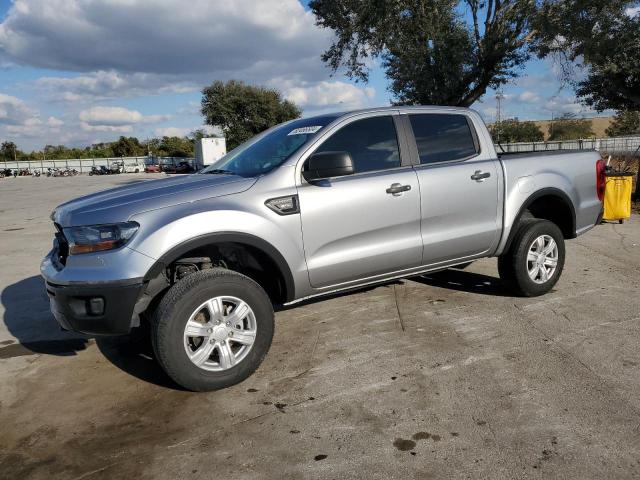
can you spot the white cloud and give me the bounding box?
[35,71,199,102]
[284,81,376,110]
[626,6,640,17]
[46,116,64,127]
[6,117,42,137]
[79,106,142,126]
[0,0,330,82]
[0,95,55,139]
[155,127,190,137]
[177,101,201,116]
[78,106,168,132]
[544,96,585,116]
[155,125,222,138]
[0,0,383,149]
[0,93,36,125]
[519,91,541,104]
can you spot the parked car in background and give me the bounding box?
[110,161,123,174]
[161,163,177,174]
[122,161,143,173]
[89,166,111,175]
[163,161,195,174]
[145,164,161,173]
[42,106,604,392]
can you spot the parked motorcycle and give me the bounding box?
[32,170,41,177]
[0,168,13,178]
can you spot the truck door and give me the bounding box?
[297,113,422,288]
[405,113,501,265]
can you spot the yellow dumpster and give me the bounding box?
[603,173,633,223]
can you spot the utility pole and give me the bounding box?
[495,90,505,143]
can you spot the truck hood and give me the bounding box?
[52,174,256,227]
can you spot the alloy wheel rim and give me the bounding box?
[526,234,559,284]
[183,296,257,371]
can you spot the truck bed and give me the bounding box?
[498,148,596,160]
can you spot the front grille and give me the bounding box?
[54,223,69,266]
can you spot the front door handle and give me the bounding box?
[471,170,491,182]
[386,183,411,195]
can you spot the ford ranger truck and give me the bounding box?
[42,106,605,391]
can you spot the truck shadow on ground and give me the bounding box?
[1,275,181,389]
[277,268,510,314]
[413,268,510,297]
[1,269,508,387]
[95,333,183,390]
[0,276,89,358]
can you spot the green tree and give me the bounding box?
[605,111,640,137]
[111,136,145,157]
[148,136,194,157]
[1,141,19,161]
[201,80,301,150]
[548,114,594,141]
[309,0,536,106]
[490,119,544,143]
[533,0,640,111]
[191,128,223,141]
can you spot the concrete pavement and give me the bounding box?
[1,174,639,479]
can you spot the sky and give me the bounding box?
[0,0,612,151]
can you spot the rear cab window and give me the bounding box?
[408,114,479,165]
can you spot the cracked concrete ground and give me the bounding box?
[1,174,639,479]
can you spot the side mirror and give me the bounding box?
[303,151,354,181]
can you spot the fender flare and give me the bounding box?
[143,232,296,302]
[502,187,577,253]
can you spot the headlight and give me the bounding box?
[63,222,139,255]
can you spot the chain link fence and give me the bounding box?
[0,156,196,174]
[496,135,640,155]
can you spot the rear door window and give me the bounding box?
[409,114,478,165]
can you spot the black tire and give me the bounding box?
[498,219,565,297]
[151,268,274,391]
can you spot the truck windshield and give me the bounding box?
[200,114,340,177]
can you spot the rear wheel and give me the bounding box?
[498,219,565,297]
[151,268,274,391]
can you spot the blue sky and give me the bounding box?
[0,0,609,151]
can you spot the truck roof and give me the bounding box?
[303,105,476,122]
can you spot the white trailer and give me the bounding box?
[195,137,226,169]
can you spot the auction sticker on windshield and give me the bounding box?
[287,126,323,136]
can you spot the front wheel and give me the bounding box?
[151,269,274,391]
[498,219,565,297]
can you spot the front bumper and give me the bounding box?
[45,279,144,335]
[40,240,155,335]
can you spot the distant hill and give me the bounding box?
[533,117,613,140]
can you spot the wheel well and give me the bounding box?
[142,240,291,309]
[524,194,575,239]
[503,192,576,254]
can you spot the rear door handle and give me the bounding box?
[471,170,491,182]
[386,183,411,195]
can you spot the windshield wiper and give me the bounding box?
[202,169,235,175]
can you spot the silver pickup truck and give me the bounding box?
[42,106,605,391]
